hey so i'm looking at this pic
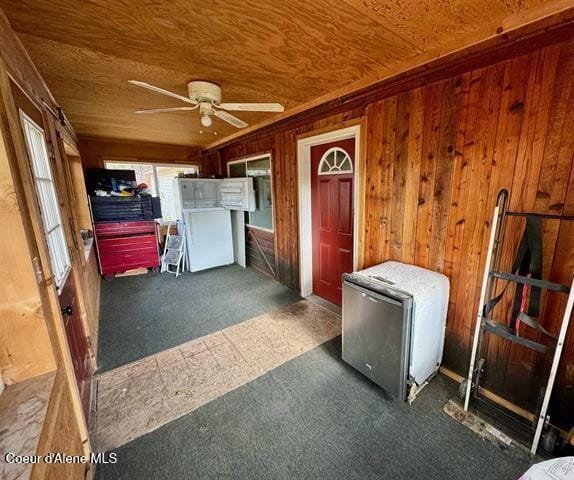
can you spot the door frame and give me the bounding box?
[297,124,361,298]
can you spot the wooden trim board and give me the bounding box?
[440,366,574,445]
[439,366,535,422]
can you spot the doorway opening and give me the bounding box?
[297,124,361,304]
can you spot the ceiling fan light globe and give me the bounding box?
[201,114,212,127]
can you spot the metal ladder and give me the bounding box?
[463,189,574,455]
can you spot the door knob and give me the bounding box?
[61,305,73,316]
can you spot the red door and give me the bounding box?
[59,277,92,419]
[311,138,355,305]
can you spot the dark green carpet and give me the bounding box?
[97,265,301,372]
[96,337,532,480]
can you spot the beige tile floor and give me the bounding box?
[92,300,341,451]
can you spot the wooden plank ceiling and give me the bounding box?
[0,0,568,146]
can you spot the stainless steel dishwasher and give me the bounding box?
[342,261,450,402]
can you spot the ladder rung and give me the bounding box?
[490,271,571,293]
[481,320,555,354]
[506,211,574,221]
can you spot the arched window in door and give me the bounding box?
[317,147,353,175]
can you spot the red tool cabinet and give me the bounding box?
[94,221,160,277]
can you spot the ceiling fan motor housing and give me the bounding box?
[187,80,222,104]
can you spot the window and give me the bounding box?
[228,161,246,178]
[21,112,71,290]
[318,147,353,175]
[105,162,198,222]
[228,155,273,231]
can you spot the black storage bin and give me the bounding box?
[151,197,162,220]
[90,196,162,222]
[86,168,137,194]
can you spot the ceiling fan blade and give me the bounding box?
[135,107,197,114]
[218,102,284,112]
[213,110,248,128]
[129,80,196,105]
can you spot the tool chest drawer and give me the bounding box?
[95,221,156,237]
[94,221,159,276]
[97,234,157,253]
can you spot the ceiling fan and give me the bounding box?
[129,80,284,129]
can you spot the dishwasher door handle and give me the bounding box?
[345,280,404,307]
[361,292,379,303]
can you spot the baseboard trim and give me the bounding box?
[438,366,535,422]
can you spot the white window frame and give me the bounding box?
[104,160,199,222]
[227,154,274,233]
[20,111,71,293]
[317,146,353,175]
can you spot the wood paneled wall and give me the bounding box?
[219,111,363,289]
[0,10,92,477]
[79,136,201,170]
[0,79,56,384]
[246,227,276,278]
[215,40,574,427]
[82,249,101,357]
[33,370,87,479]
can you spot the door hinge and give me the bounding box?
[32,256,44,284]
[47,140,57,163]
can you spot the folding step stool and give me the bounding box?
[160,221,187,277]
